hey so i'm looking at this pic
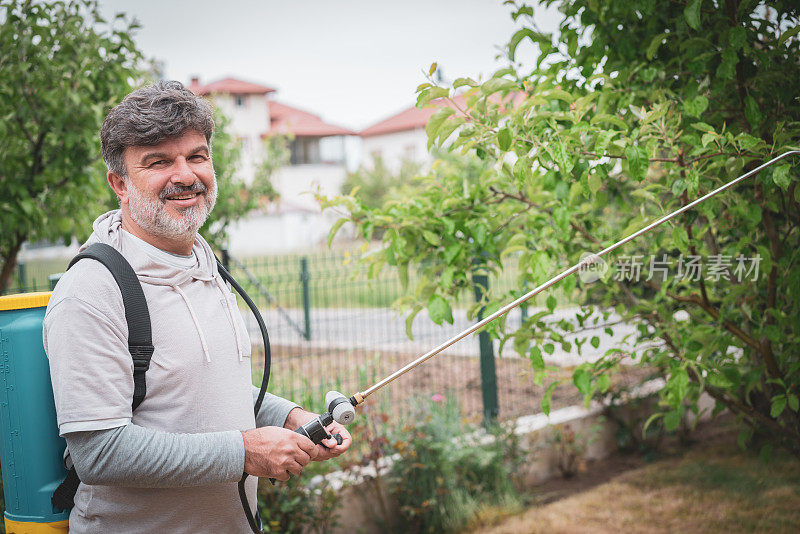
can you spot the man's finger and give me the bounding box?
[294,449,311,467]
[295,434,319,458]
[286,461,303,476]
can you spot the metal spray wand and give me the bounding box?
[338,150,799,408]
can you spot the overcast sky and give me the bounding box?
[98,0,562,131]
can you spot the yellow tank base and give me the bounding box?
[4,519,69,533]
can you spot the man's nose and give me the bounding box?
[170,157,196,185]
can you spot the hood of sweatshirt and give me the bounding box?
[81,210,245,362]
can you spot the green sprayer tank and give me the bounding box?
[0,292,69,533]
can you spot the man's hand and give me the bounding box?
[284,407,353,461]
[240,426,318,480]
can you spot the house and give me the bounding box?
[189,77,356,254]
[359,99,457,173]
[359,92,520,173]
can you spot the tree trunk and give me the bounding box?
[0,235,24,294]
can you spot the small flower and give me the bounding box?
[432,394,444,402]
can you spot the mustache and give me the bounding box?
[159,181,208,201]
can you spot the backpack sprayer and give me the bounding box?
[0,151,795,534]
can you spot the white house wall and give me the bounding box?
[226,210,331,255]
[271,164,348,211]
[360,128,429,172]
[211,93,270,185]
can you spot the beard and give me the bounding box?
[125,176,217,240]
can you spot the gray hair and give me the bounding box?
[101,80,214,176]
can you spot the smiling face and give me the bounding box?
[108,130,217,254]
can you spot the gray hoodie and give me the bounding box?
[44,210,294,533]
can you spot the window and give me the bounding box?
[289,137,321,165]
[235,95,246,107]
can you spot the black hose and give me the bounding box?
[217,259,270,534]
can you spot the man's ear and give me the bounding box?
[107,171,128,205]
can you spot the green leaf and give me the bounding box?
[472,224,487,246]
[728,26,746,49]
[646,32,668,60]
[427,294,453,325]
[591,113,628,130]
[771,395,787,418]
[481,78,517,96]
[497,128,512,151]
[596,373,610,392]
[772,164,792,189]
[684,0,703,30]
[664,410,682,431]
[546,294,557,312]
[788,394,800,413]
[509,28,549,61]
[708,373,734,388]
[327,218,347,247]
[530,346,545,371]
[422,229,441,246]
[416,86,449,108]
[573,367,591,395]
[425,107,456,149]
[429,62,437,76]
[779,25,800,47]
[436,116,465,145]
[683,95,708,117]
[701,132,717,148]
[544,88,574,104]
[405,307,421,340]
[553,206,570,232]
[668,369,690,407]
[735,133,763,150]
[642,412,665,436]
[444,242,462,264]
[453,77,477,89]
[744,96,762,127]
[550,141,574,174]
[691,122,715,133]
[590,336,600,349]
[625,145,648,181]
[594,129,618,155]
[588,172,603,194]
[542,381,558,416]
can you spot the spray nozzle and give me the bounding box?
[325,390,356,424]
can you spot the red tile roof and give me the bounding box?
[358,98,456,138]
[189,77,276,96]
[268,101,356,138]
[359,92,522,137]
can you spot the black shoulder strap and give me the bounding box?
[53,243,155,512]
[67,243,154,411]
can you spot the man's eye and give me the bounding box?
[190,155,207,162]
[149,160,168,167]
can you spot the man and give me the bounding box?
[43,80,351,533]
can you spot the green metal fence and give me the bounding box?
[7,248,544,424]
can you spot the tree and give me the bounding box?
[0,0,142,292]
[329,1,800,455]
[342,156,422,211]
[199,111,283,250]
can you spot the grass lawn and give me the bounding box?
[471,421,800,534]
